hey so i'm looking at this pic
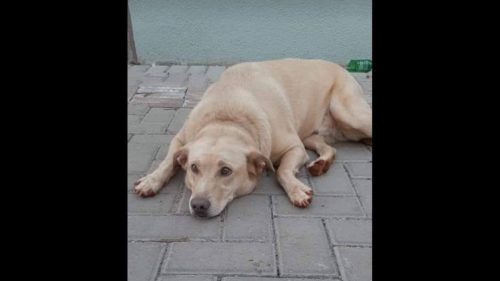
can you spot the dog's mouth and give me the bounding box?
[190,206,227,219]
[193,210,209,218]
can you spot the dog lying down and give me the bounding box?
[134,58,372,218]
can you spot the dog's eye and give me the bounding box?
[220,167,232,176]
[191,164,199,173]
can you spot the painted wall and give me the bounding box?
[129,0,371,65]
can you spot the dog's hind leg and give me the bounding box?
[329,73,372,144]
[276,145,314,208]
[134,131,185,197]
[303,134,336,177]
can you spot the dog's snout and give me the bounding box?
[191,197,211,216]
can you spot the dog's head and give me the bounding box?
[174,136,273,218]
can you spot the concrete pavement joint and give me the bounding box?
[270,195,281,277]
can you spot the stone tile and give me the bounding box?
[205,66,226,82]
[274,196,364,218]
[163,242,276,276]
[334,142,372,162]
[187,73,209,93]
[276,217,338,276]
[335,247,372,281]
[222,277,340,281]
[223,195,271,242]
[141,108,176,123]
[155,142,174,159]
[140,76,166,86]
[352,179,371,217]
[128,143,160,173]
[145,65,169,77]
[128,215,220,241]
[167,65,189,74]
[187,65,207,74]
[345,162,372,179]
[130,134,174,144]
[309,163,356,195]
[128,242,166,281]
[129,85,138,100]
[165,73,189,87]
[128,103,150,116]
[128,122,169,134]
[167,109,191,133]
[252,174,286,195]
[158,276,216,281]
[128,193,177,215]
[325,219,372,246]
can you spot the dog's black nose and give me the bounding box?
[191,198,210,216]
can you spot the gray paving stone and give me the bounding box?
[136,83,187,95]
[252,174,286,195]
[325,219,372,246]
[335,247,372,281]
[128,103,150,116]
[226,277,340,281]
[165,73,189,87]
[345,162,372,179]
[223,195,271,242]
[167,65,189,74]
[129,122,169,134]
[163,242,276,276]
[140,76,167,86]
[133,92,186,108]
[276,217,338,276]
[129,77,141,87]
[130,134,174,144]
[128,143,160,173]
[167,109,191,133]
[128,193,177,215]
[145,65,169,77]
[334,142,372,162]
[129,65,150,74]
[187,73,209,93]
[274,196,364,217]
[129,86,138,100]
[142,108,176,123]
[128,114,141,125]
[128,134,133,142]
[128,242,166,281]
[158,276,216,281]
[128,215,220,241]
[155,142,174,159]
[352,179,371,217]
[187,65,207,74]
[309,163,356,195]
[206,66,226,82]
[183,99,202,108]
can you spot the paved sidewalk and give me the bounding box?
[128,64,372,281]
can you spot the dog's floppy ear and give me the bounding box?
[247,150,274,178]
[173,147,189,170]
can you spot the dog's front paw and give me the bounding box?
[134,175,162,197]
[288,185,313,208]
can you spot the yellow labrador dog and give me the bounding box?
[134,58,372,217]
